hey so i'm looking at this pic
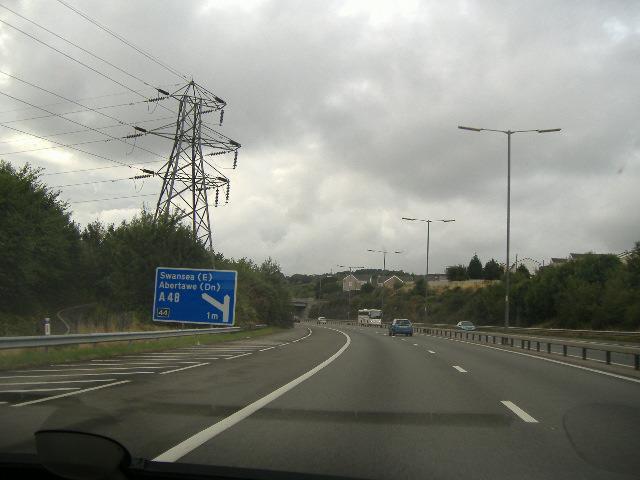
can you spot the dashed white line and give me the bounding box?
[12,380,131,407]
[501,401,538,423]
[426,334,640,385]
[159,363,209,375]
[225,353,252,360]
[452,366,467,373]
[413,344,418,346]
[259,346,276,352]
[428,350,436,354]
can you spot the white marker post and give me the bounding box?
[44,317,51,336]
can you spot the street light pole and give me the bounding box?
[458,125,560,327]
[402,217,455,321]
[337,264,364,322]
[366,249,403,313]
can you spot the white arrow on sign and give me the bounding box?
[201,293,230,323]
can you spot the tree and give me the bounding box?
[0,161,81,314]
[483,259,502,280]
[412,278,426,297]
[99,210,211,312]
[516,264,531,278]
[468,254,483,279]
[361,282,374,293]
[446,265,468,281]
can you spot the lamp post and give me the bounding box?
[458,125,561,327]
[366,249,403,313]
[337,265,365,321]
[402,217,455,321]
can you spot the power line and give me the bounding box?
[0,3,177,93]
[0,114,175,145]
[55,0,188,82]
[43,160,163,176]
[0,136,114,155]
[68,192,158,204]
[0,17,170,106]
[0,83,181,115]
[51,173,155,188]
[1,122,145,171]
[0,98,162,126]
[0,89,164,160]
[0,69,168,127]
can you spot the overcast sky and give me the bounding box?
[1,0,639,275]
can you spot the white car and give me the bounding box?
[456,321,476,331]
[317,316,327,324]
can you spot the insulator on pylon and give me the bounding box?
[215,188,219,207]
[225,183,230,203]
[219,110,224,126]
[233,150,238,169]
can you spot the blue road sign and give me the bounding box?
[153,267,237,325]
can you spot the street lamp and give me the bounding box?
[458,125,561,327]
[402,217,455,321]
[366,249,403,312]
[337,264,365,321]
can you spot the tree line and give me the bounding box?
[445,254,506,281]
[307,246,640,330]
[0,162,292,335]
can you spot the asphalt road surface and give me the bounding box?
[1,324,640,479]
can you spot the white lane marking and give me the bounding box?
[12,380,131,407]
[188,357,219,360]
[0,379,117,386]
[0,372,153,379]
[453,366,467,373]
[89,361,199,366]
[225,353,252,360]
[20,366,176,372]
[0,402,7,404]
[16,365,174,375]
[259,346,276,352]
[154,327,351,463]
[279,342,290,346]
[0,387,80,393]
[426,334,640,385]
[428,350,436,354]
[413,344,418,346]
[159,363,209,375]
[501,401,538,423]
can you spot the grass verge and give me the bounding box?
[0,327,281,371]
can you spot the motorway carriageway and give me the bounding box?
[1,323,639,479]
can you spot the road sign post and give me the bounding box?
[43,318,51,336]
[153,267,237,326]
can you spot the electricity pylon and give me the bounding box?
[132,81,241,250]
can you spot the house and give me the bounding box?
[342,273,372,292]
[377,274,405,289]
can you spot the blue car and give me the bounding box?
[389,319,413,336]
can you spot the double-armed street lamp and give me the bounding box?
[366,249,403,312]
[458,125,561,327]
[401,217,455,321]
[337,264,365,321]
